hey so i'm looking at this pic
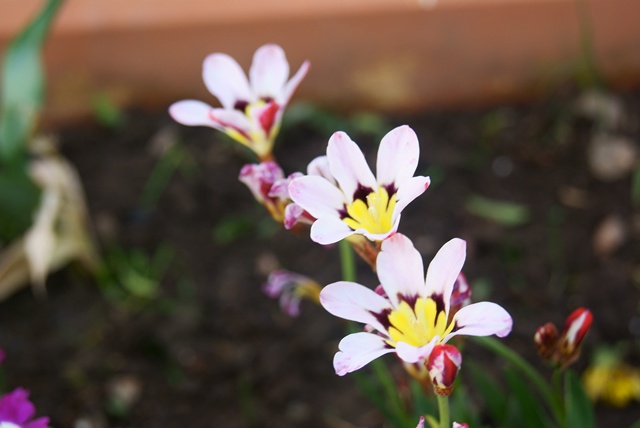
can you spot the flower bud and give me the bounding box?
[262,270,321,317]
[559,307,593,366]
[453,423,470,428]
[426,344,462,396]
[534,322,559,360]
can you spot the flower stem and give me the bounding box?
[472,336,563,425]
[437,394,450,428]
[339,239,357,282]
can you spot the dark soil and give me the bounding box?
[1,88,639,427]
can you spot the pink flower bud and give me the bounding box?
[453,423,469,428]
[426,344,462,396]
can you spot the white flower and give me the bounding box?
[320,234,512,376]
[288,125,430,244]
[169,44,309,160]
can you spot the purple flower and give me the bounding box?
[263,270,321,317]
[0,388,49,428]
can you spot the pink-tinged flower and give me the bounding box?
[453,423,469,428]
[288,126,430,245]
[533,308,593,368]
[262,270,321,317]
[0,388,49,428]
[169,44,310,161]
[238,161,301,223]
[427,344,462,396]
[416,416,425,428]
[320,234,512,376]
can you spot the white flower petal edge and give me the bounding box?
[395,338,439,364]
[169,100,220,128]
[250,44,289,99]
[445,301,513,342]
[203,53,252,109]
[327,131,377,201]
[377,233,425,306]
[310,217,356,245]
[320,282,393,333]
[288,175,345,219]
[393,176,431,215]
[376,125,420,187]
[425,237,466,314]
[333,332,395,376]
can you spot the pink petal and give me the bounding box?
[327,132,377,202]
[333,332,394,376]
[376,125,420,187]
[320,282,393,333]
[425,238,466,315]
[250,44,289,99]
[203,53,252,109]
[377,233,425,306]
[288,175,345,219]
[395,338,438,363]
[282,60,311,106]
[393,176,431,215]
[310,216,356,244]
[307,155,336,184]
[208,108,252,134]
[283,203,310,230]
[169,100,221,128]
[445,301,513,342]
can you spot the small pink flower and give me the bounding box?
[169,44,310,160]
[0,388,49,428]
[416,416,425,428]
[289,126,430,244]
[263,270,321,317]
[427,344,462,396]
[320,234,512,375]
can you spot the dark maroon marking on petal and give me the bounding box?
[369,308,392,331]
[234,100,249,112]
[338,205,348,219]
[431,293,445,315]
[353,184,374,203]
[261,96,274,103]
[398,293,419,310]
[383,183,397,198]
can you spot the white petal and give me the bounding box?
[203,53,252,109]
[377,233,425,306]
[395,338,438,363]
[288,175,345,219]
[307,155,336,184]
[376,125,420,187]
[393,176,431,216]
[327,132,377,202]
[310,217,355,245]
[282,60,310,106]
[250,44,289,99]
[333,332,394,376]
[208,108,252,133]
[169,100,221,129]
[320,282,393,333]
[445,302,513,342]
[425,238,466,314]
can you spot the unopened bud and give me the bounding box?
[559,307,593,367]
[534,322,559,360]
[426,344,462,396]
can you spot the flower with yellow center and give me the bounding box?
[169,44,310,161]
[288,126,431,244]
[319,234,512,376]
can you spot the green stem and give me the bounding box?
[339,239,357,282]
[437,394,450,428]
[473,336,563,425]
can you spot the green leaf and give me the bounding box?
[0,166,40,241]
[565,370,596,428]
[504,367,553,428]
[465,195,531,226]
[0,0,63,161]
[467,361,507,425]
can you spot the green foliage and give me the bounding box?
[465,195,531,227]
[0,167,40,240]
[91,93,125,129]
[564,370,596,428]
[0,0,62,162]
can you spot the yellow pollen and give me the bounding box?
[387,297,455,348]
[343,187,397,234]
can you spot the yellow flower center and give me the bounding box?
[387,297,455,348]
[343,187,397,234]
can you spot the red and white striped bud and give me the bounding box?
[426,344,462,396]
[559,307,593,367]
